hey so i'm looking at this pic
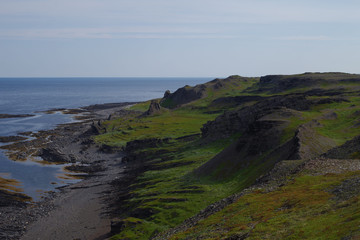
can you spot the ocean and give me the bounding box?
[0,77,211,200]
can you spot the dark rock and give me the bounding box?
[130,207,159,219]
[99,144,120,153]
[0,114,35,119]
[143,100,161,116]
[110,219,125,234]
[322,111,338,120]
[329,176,360,201]
[201,95,311,141]
[322,135,360,159]
[210,95,265,108]
[64,164,104,173]
[257,72,360,93]
[124,138,170,153]
[0,136,27,143]
[161,84,207,108]
[91,120,105,134]
[38,148,73,163]
[163,90,171,98]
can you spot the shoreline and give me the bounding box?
[0,101,141,239]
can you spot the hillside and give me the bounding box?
[94,72,360,239]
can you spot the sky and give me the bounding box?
[0,0,360,77]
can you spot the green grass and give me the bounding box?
[171,172,360,240]
[95,108,219,147]
[128,100,154,112]
[111,138,236,239]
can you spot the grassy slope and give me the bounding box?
[171,171,360,240]
[94,73,360,239]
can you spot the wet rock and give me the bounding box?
[0,136,27,143]
[38,148,73,163]
[64,164,104,173]
[0,114,35,119]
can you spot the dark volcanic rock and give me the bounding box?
[38,147,75,163]
[64,163,104,173]
[322,135,360,159]
[210,95,265,108]
[143,100,162,116]
[0,114,35,119]
[329,176,360,201]
[0,136,27,143]
[201,95,311,141]
[161,84,207,108]
[91,120,106,134]
[257,72,360,93]
[163,90,171,98]
[124,138,170,153]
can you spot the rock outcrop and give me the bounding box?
[322,135,360,159]
[38,147,77,163]
[160,84,207,109]
[256,72,360,93]
[143,100,162,116]
[195,110,336,180]
[201,95,311,141]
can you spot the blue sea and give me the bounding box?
[0,77,211,200]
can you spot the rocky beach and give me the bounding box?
[0,102,140,239]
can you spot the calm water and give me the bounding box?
[0,77,211,200]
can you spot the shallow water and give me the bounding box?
[0,77,211,200]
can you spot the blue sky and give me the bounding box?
[1,0,360,77]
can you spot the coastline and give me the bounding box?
[0,102,140,239]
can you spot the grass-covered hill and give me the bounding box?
[94,72,360,239]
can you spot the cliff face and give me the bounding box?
[201,95,311,141]
[195,108,336,180]
[257,72,360,93]
[160,84,207,109]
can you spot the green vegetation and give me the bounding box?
[95,109,219,147]
[94,73,360,239]
[171,171,360,239]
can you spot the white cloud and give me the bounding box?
[0,27,236,39]
[1,0,360,40]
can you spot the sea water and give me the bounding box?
[0,77,211,200]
